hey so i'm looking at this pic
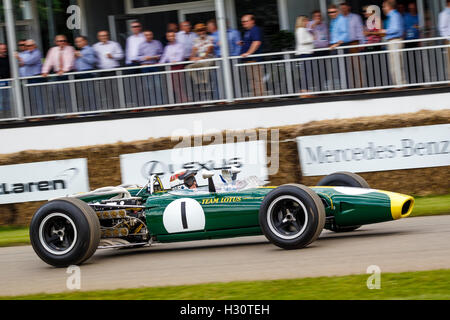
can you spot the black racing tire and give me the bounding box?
[318,172,369,233]
[259,184,326,250]
[317,171,370,188]
[29,198,100,267]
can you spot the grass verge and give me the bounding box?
[2,269,450,300]
[409,194,450,217]
[0,226,30,247]
[0,194,448,247]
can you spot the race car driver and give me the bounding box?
[170,170,198,190]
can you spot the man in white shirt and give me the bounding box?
[126,21,145,66]
[440,0,450,37]
[93,30,124,69]
[176,21,197,60]
[439,0,450,79]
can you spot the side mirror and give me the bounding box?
[202,170,216,193]
[202,170,215,179]
[230,166,241,181]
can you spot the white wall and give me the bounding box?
[1,92,449,155]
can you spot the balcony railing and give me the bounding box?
[0,37,449,122]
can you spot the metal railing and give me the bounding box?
[0,79,15,121]
[20,59,226,118]
[1,37,449,121]
[229,37,450,100]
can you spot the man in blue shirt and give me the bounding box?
[403,2,419,42]
[15,39,42,77]
[138,30,164,105]
[14,39,44,115]
[240,14,265,97]
[206,19,240,100]
[380,0,405,86]
[75,36,98,111]
[329,2,364,88]
[328,5,340,46]
[329,2,364,50]
[382,1,404,40]
[206,19,241,57]
[402,2,420,83]
[75,36,97,71]
[240,14,263,59]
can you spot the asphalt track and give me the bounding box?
[1,215,450,296]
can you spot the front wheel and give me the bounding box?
[259,184,326,249]
[29,198,100,267]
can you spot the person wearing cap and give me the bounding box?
[186,23,214,95]
[189,23,214,61]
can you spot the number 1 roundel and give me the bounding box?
[162,198,206,233]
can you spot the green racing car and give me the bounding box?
[29,170,414,267]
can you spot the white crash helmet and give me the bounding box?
[170,170,197,190]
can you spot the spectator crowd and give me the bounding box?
[0,18,249,80]
[0,0,446,79]
[0,0,448,116]
[295,0,449,87]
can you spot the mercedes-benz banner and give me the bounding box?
[0,158,90,204]
[296,124,449,176]
[120,140,268,187]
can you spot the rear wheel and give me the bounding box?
[318,172,370,233]
[30,198,100,267]
[317,171,370,188]
[259,184,325,249]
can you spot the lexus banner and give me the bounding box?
[120,141,268,187]
[0,159,90,204]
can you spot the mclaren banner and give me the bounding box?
[0,159,90,204]
[296,124,449,176]
[120,140,268,187]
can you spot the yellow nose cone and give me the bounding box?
[383,191,415,220]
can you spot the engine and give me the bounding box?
[72,186,151,249]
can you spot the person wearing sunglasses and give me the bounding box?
[327,5,340,47]
[15,39,42,78]
[42,35,75,77]
[126,21,145,66]
[19,39,44,115]
[329,2,364,51]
